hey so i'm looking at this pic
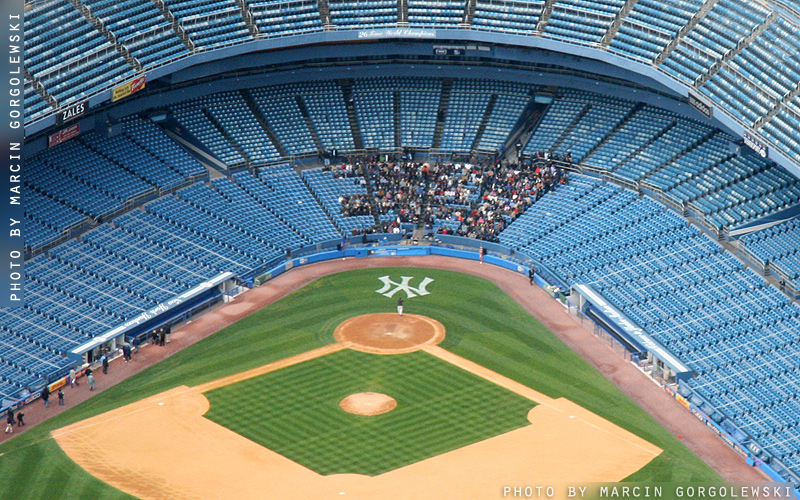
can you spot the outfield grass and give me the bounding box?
[204,349,535,475]
[0,268,721,499]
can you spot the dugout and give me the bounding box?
[69,272,236,366]
[571,284,693,383]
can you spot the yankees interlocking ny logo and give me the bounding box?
[375,276,434,298]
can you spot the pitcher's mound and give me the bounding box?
[334,313,445,354]
[339,392,397,416]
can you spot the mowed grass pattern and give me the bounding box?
[203,349,535,476]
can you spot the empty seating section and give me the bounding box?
[207,177,310,248]
[50,238,187,304]
[24,0,135,105]
[471,0,543,33]
[660,0,772,85]
[612,122,710,183]
[20,0,800,142]
[234,166,341,242]
[683,162,800,230]
[441,80,492,151]
[398,78,441,149]
[114,210,263,275]
[519,89,800,232]
[24,271,120,339]
[26,157,124,219]
[642,134,732,192]
[24,81,50,123]
[122,24,188,67]
[701,65,772,126]
[146,193,280,263]
[82,224,221,288]
[77,132,184,191]
[84,0,162,41]
[298,81,355,151]
[170,100,246,166]
[475,81,531,151]
[722,17,800,104]
[501,175,800,473]
[328,0,396,27]
[302,169,374,234]
[650,146,800,231]
[36,139,155,202]
[407,0,464,26]
[545,0,625,45]
[740,218,800,288]
[27,253,149,322]
[250,86,316,156]
[548,91,634,161]
[24,217,62,251]
[353,79,395,150]
[201,92,282,164]
[0,320,73,387]
[84,0,187,67]
[24,189,87,251]
[161,0,252,48]
[609,0,702,61]
[160,182,292,260]
[761,103,800,165]
[121,117,207,179]
[251,0,324,36]
[516,86,800,236]
[582,106,675,172]
[523,96,586,155]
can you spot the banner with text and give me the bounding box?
[112,74,146,102]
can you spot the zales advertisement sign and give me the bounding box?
[57,100,88,125]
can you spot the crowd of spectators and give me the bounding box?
[323,151,568,242]
[441,154,568,241]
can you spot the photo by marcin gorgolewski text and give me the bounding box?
[2,0,24,307]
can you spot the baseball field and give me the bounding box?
[0,266,723,500]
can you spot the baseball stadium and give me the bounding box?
[3,0,800,497]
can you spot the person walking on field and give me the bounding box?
[4,412,14,434]
[101,354,109,375]
[397,297,404,316]
[16,411,24,427]
[87,373,96,391]
[58,388,65,406]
